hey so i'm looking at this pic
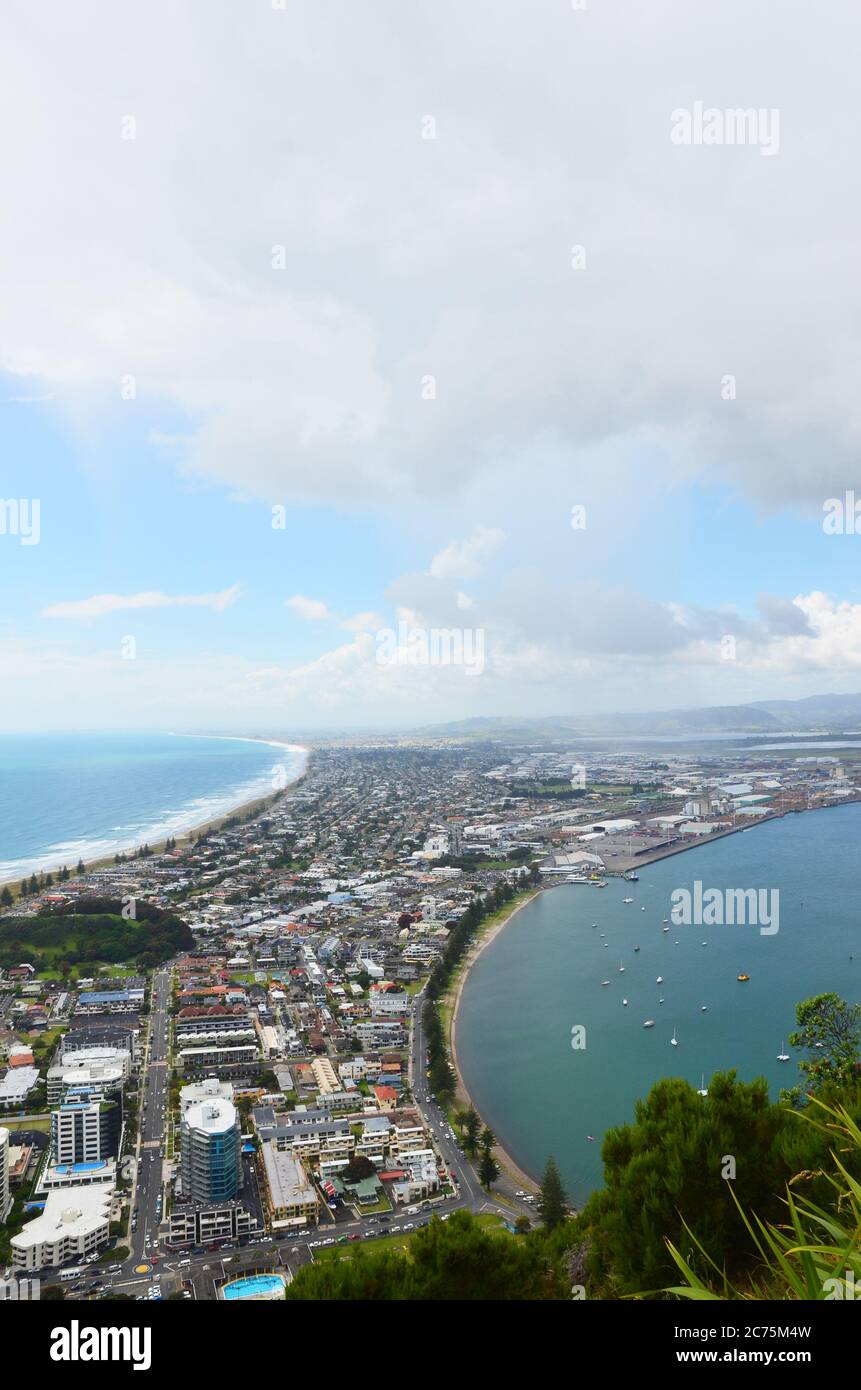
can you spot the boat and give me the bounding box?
[670,1028,678,1047]
[622,998,628,1006]
[641,906,646,911]
[619,961,625,972]
[643,1019,655,1028]
[662,918,669,924]
[623,897,634,904]
[700,1005,708,1012]
[633,945,640,952]
[662,926,670,932]
[697,1073,708,1097]
[656,976,663,983]
[737,974,750,982]
[658,997,665,1004]
[602,980,610,986]
[777,1041,790,1061]
[623,872,639,881]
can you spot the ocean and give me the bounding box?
[456,801,861,1206]
[0,732,306,883]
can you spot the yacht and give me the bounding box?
[622,998,628,1007]
[670,1028,678,1047]
[656,976,663,983]
[643,1019,655,1028]
[777,1041,790,1062]
[623,897,634,904]
[697,1073,708,1097]
[619,961,625,972]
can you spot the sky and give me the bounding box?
[3,0,861,732]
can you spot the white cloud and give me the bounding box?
[40,585,240,620]
[4,3,861,511]
[428,527,506,580]
[284,595,331,622]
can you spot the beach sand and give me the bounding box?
[0,738,310,895]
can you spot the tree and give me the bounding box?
[77,859,86,875]
[478,1147,500,1189]
[284,1211,567,1300]
[537,1156,568,1230]
[580,1072,797,1295]
[462,1106,481,1158]
[0,887,12,908]
[785,993,861,1103]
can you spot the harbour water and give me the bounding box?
[456,802,861,1206]
[0,732,306,882]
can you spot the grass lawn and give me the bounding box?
[313,1212,508,1263]
[2,1115,50,1132]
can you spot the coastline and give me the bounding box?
[0,736,310,894]
[448,888,545,1194]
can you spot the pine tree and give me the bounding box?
[537,1156,569,1230]
[478,1146,500,1189]
[0,886,13,907]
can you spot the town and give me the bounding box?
[1,735,858,1301]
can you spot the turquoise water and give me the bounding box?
[0,732,306,881]
[222,1274,286,1300]
[457,803,861,1207]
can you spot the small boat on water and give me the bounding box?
[737,974,750,982]
[662,926,670,933]
[643,1019,655,1028]
[662,918,669,924]
[658,997,665,1004]
[697,1073,708,1097]
[619,961,625,972]
[623,897,634,904]
[670,1028,678,1047]
[622,998,628,1007]
[656,976,663,983]
[602,980,610,986]
[700,1005,708,1012]
[777,1041,790,1061]
[634,945,640,952]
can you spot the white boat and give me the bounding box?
[602,980,610,986]
[658,997,665,1004]
[656,976,663,983]
[670,1028,678,1047]
[643,1019,655,1028]
[697,1073,708,1097]
[700,1005,708,1012]
[623,897,634,904]
[777,1041,790,1061]
[634,945,640,952]
[619,961,625,972]
[622,998,628,1006]
[662,926,670,933]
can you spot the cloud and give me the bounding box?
[284,595,332,622]
[6,3,861,513]
[40,585,241,620]
[428,527,506,580]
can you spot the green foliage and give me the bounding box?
[782,993,861,1105]
[284,1211,568,1300]
[0,900,192,970]
[579,1071,797,1296]
[662,1098,861,1300]
[538,1156,569,1230]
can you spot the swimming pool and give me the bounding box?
[221,1274,286,1301]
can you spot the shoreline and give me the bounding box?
[448,888,545,1193]
[0,736,310,894]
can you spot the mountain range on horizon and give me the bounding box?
[417,690,861,741]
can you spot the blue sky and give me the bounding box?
[3,1,861,731]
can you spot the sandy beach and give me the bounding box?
[0,737,310,895]
[448,887,545,1193]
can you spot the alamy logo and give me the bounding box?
[671,102,780,157]
[823,1269,861,1299]
[670,881,779,935]
[0,1276,39,1300]
[50,1321,152,1371]
[0,497,40,544]
[375,621,485,676]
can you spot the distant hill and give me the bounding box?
[417,691,861,741]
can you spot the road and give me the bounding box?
[127,966,172,1268]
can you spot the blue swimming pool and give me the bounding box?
[222,1274,286,1301]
